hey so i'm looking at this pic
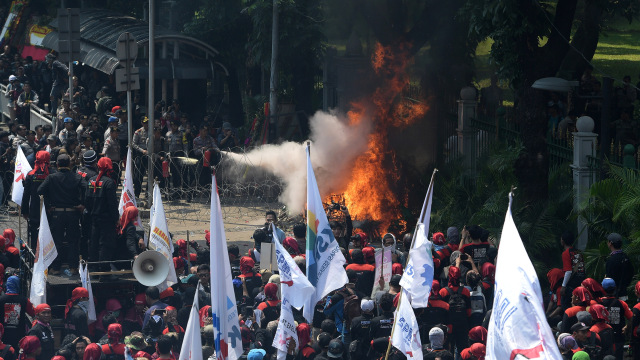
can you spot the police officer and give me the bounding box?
[37,154,85,275]
[21,151,52,249]
[76,150,98,260]
[85,157,119,278]
[131,116,150,197]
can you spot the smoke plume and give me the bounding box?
[223,110,373,214]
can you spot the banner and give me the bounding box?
[29,207,57,305]
[304,144,348,323]
[400,170,436,308]
[149,183,177,290]
[11,146,32,206]
[179,284,203,360]
[486,193,562,360]
[209,174,243,360]
[118,147,142,227]
[390,290,422,359]
[370,246,392,297]
[79,261,97,323]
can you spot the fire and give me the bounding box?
[332,42,429,236]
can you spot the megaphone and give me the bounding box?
[133,250,170,286]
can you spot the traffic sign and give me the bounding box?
[57,8,81,62]
[117,32,138,70]
[115,67,140,92]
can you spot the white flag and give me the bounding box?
[272,226,315,309]
[390,290,422,359]
[486,193,562,360]
[400,171,435,308]
[79,261,97,323]
[209,175,243,360]
[272,296,297,359]
[118,147,142,226]
[149,183,177,290]
[370,246,392,297]
[179,284,203,360]
[11,146,32,206]
[304,145,348,323]
[29,207,57,305]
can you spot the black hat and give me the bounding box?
[571,322,589,332]
[83,150,97,165]
[317,332,332,348]
[327,339,344,358]
[390,274,402,287]
[607,233,623,248]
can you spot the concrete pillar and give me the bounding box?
[571,116,597,250]
[457,87,478,174]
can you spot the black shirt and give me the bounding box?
[27,322,55,360]
[606,251,634,297]
[21,170,50,219]
[37,168,85,209]
[85,174,118,220]
[0,294,32,348]
[65,306,89,337]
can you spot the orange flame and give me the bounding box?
[333,42,429,236]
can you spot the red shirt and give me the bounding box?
[257,300,280,311]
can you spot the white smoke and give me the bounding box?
[223,110,372,213]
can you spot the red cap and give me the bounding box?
[135,293,146,305]
[160,288,174,299]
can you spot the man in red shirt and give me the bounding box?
[560,231,586,311]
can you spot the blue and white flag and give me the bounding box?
[486,193,562,360]
[209,175,243,360]
[390,290,422,359]
[179,284,203,360]
[399,170,435,308]
[272,226,315,309]
[304,144,348,323]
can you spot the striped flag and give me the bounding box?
[304,144,348,323]
[209,174,243,360]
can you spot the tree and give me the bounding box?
[464,0,639,202]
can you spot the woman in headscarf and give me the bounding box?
[95,299,124,338]
[82,343,102,360]
[0,324,16,360]
[0,239,10,270]
[589,304,614,356]
[17,336,41,360]
[480,262,496,308]
[438,266,471,358]
[561,287,592,334]
[21,151,50,251]
[631,281,640,358]
[2,229,20,268]
[237,256,261,304]
[546,268,564,324]
[256,283,281,328]
[581,278,605,305]
[64,287,90,337]
[361,246,375,265]
[100,324,125,360]
[0,276,35,349]
[297,323,315,360]
[118,205,145,260]
[282,237,301,256]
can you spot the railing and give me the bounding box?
[29,105,53,129]
[0,83,11,121]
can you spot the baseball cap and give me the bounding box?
[47,134,57,141]
[111,106,121,113]
[576,311,592,326]
[83,150,97,165]
[222,122,232,130]
[8,75,17,81]
[327,339,344,358]
[108,116,118,123]
[361,298,374,312]
[607,233,623,247]
[247,349,266,360]
[571,322,590,332]
[317,332,332,348]
[390,274,402,287]
[141,116,149,123]
[602,278,616,291]
[63,117,73,123]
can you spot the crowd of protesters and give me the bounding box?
[0,205,637,360]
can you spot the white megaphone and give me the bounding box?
[132,250,170,286]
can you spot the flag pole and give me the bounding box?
[17,205,22,241]
[383,168,437,360]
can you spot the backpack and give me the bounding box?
[445,287,467,322]
[261,301,281,328]
[469,286,486,315]
[582,332,603,360]
[341,287,361,329]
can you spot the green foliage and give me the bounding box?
[432,140,574,282]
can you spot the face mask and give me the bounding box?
[77,300,90,313]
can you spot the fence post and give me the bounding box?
[571,116,597,250]
[457,87,478,175]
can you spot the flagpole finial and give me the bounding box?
[509,185,517,197]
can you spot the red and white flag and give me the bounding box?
[11,146,32,206]
[149,183,177,290]
[118,147,142,226]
